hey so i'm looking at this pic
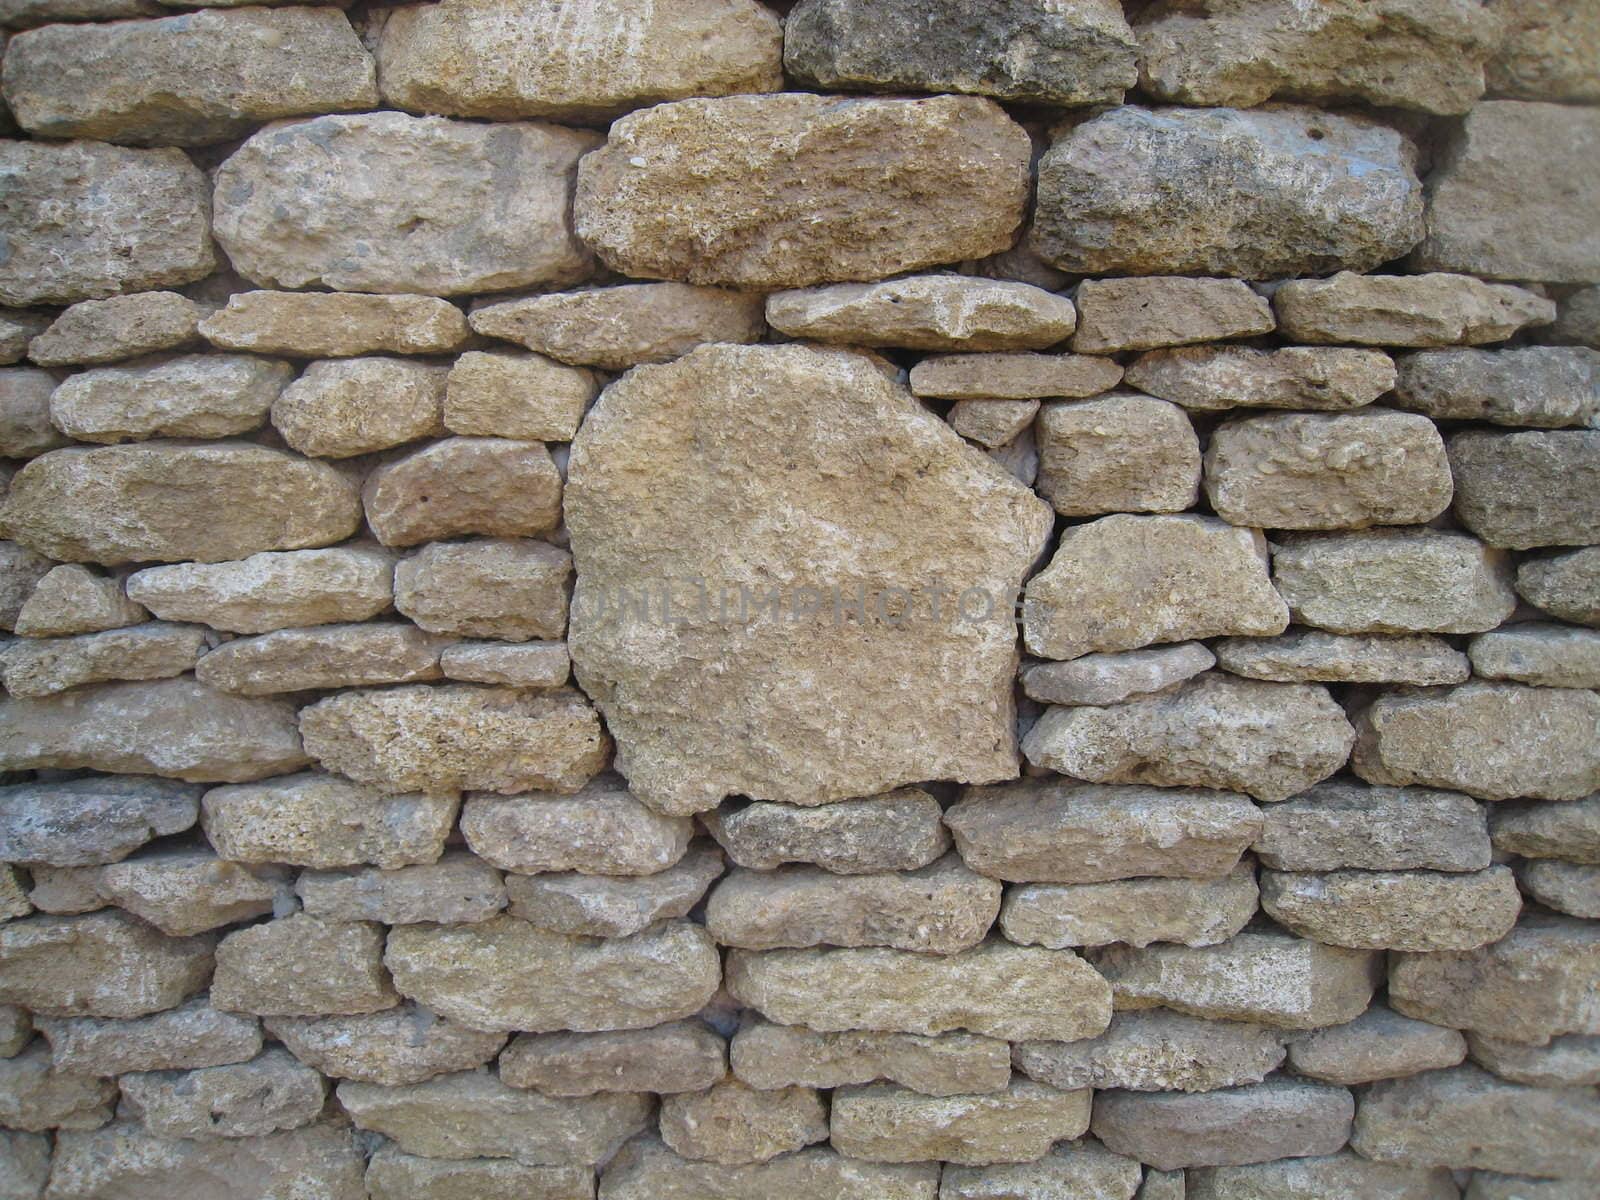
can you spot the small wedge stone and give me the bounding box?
[947,399,1038,448]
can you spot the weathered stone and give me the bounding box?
[1487,0,1600,101]
[939,1140,1144,1200]
[1519,860,1600,919]
[0,869,27,924]
[0,776,197,867]
[202,772,456,869]
[1002,863,1258,951]
[704,790,950,875]
[505,842,723,938]
[0,141,214,306]
[1092,1078,1354,1171]
[1215,631,1469,686]
[1091,930,1381,1031]
[94,848,286,936]
[0,678,306,782]
[500,1020,726,1097]
[363,438,562,547]
[0,1129,47,1199]
[1187,1154,1460,1200]
[1072,278,1272,355]
[1276,274,1556,348]
[23,867,102,917]
[909,352,1124,401]
[377,0,781,122]
[1450,430,1600,550]
[1264,866,1520,952]
[211,914,395,1017]
[1492,795,1600,864]
[1256,782,1489,873]
[1024,515,1287,660]
[767,277,1075,353]
[1135,0,1498,113]
[1352,1065,1600,1177]
[296,852,506,926]
[386,917,721,1033]
[726,942,1111,1041]
[27,292,199,368]
[1353,682,1600,802]
[196,623,443,695]
[395,538,569,641]
[1389,915,1600,1044]
[567,344,1050,814]
[472,284,764,370]
[272,358,445,459]
[199,291,472,358]
[1272,529,1516,635]
[440,641,570,688]
[1518,548,1600,627]
[461,776,689,875]
[0,1040,115,1131]
[1021,643,1216,707]
[1412,102,1600,283]
[366,1147,593,1200]
[947,779,1261,884]
[0,308,48,365]
[0,622,207,698]
[267,1005,505,1086]
[1471,1031,1600,1090]
[1016,1009,1284,1095]
[730,1016,1009,1097]
[1125,345,1397,413]
[831,1079,1090,1166]
[1031,105,1423,278]
[0,368,65,457]
[1035,395,1200,517]
[15,565,146,638]
[1470,622,1600,690]
[1552,286,1600,348]
[119,1047,324,1140]
[1467,1175,1594,1200]
[947,399,1039,449]
[38,998,260,1075]
[444,350,597,442]
[659,1079,827,1165]
[1395,347,1600,429]
[598,1135,940,1200]
[0,910,213,1018]
[574,94,1030,289]
[0,543,51,633]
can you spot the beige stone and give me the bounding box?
[1071,278,1273,354]
[500,1020,726,1097]
[767,276,1074,352]
[1035,394,1200,517]
[272,358,445,459]
[0,910,214,1018]
[461,775,690,874]
[1518,547,1600,627]
[0,1039,115,1132]
[0,774,200,871]
[195,622,443,694]
[1469,1031,1600,1089]
[95,848,287,936]
[598,1135,940,1200]
[441,640,569,688]
[831,1079,1090,1166]
[505,842,724,938]
[0,622,207,698]
[366,1147,593,1200]
[1470,622,1600,689]
[1492,795,1600,864]
[1276,273,1556,347]
[1396,347,1600,428]
[444,350,597,442]
[1254,781,1490,873]
[908,352,1124,400]
[1214,630,1469,686]
[704,790,949,875]
[118,1047,324,1140]
[267,1005,505,1086]
[395,538,569,641]
[14,565,146,638]
[1518,859,1600,919]
[211,914,396,1017]
[1287,1006,1467,1086]
[1021,643,1216,706]
[24,867,103,917]
[0,367,66,457]
[38,997,261,1075]
[27,291,199,367]
[1488,0,1600,102]
[199,291,472,358]
[1125,345,1397,412]
[946,399,1039,448]
[1187,1154,1460,1200]
[1450,430,1600,550]
[296,852,506,926]
[939,1140,1144,1200]
[730,1016,1010,1097]
[1001,864,1258,950]
[0,868,28,924]
[659,1079,827,1165]
[363,438,562,547]
[1015,1009,1284,1095]
[1262,866,1521,952]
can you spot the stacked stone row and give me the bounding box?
[0,1,1598,1198]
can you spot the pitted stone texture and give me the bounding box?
[1030,105,1423,278]
[2,8,375,146]
[366,1148,592,1200]
[27,291,198,367]
[212,915,395,1018]
[946,779,1261,884]
[194,622,444,695]
[947,399,1039,449]
[272,358,445,459]
[203,772,455,869]
[1519,548,1600,627]
[296,852,506,926]
[1187,1154,1460,1200]
[38,998,261,1075]
[1024,515,1287,660]
[386,917,721,1033]
[726,942,1112,1042]
[574,94,1030,289]
[1090,930,1381,1031]
[1389,915,1600,1045]
[1470,623,1600,689]
[215,113,598,296]
[364,438,563,548]
[1469,1032,1600,1089]
[598,1136,940,1200]
[767,277,1076,352]
[1001,864,1258,950]
[939,1141,1143,1200]
[1352,1065,1600,1178]
[505,843,725,938]
[0,910,214,1018]
[1015,1009,1283,1095]
[1261,866,1521,952]
[396,540,568,645]
[909,352,1124,401]
[95,848,287,936]
[1493,796,1600,864]
[0,369,65,458]
[445,350,596,442]
[301,685,607,796]
[500,1021,726,1096]
[0,776,198,867]
[1125,345,1397,412]
[339,1071,651,1165]
[1276,274,1556,348]
[830,1080,1090,1166]
[441,641,570,688]
[0,141,214,306]
[1021,643,1216,707]
[1519,860,1600,920]
[1024,674,1353,804]
[14,565,146,639]
[1035,395,1200,517]
[118,1047,325,1140]
[1214,631,1469,687]
[1255,782,1490,873]
[1396,347,1600,428]
[1272,529,1516,635]
[200,291,472,358]
[784,0,1136,105]
[1071,278,1272,354]
[1412,102,1600,283]
[0,1040,115,1131]
[49,354,291,444]
[1134,0,1498,113]
[1488,0,1600,102]
[730,1017,1010,1097]
[1449,430,1600,550]
[567,343,1049,815]
[267,1005,504,1086]
[1288,1006,1466,1086]
[660,1079,827,1164]
[377,0,781,122]
[0,542,52,633]
[461,776,691,875]
[1353,682,1600,802]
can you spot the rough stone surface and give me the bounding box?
[460,775,690,874]
[211,914,396,1017]
[95,848,287,936]
[1262,866,1521,952]
[730,1017,1010,1097]
[272,358,445,459]
[939,1141,1143,1200]
[1255,782,1490,873]
[499,1020,726,1096]
[0,368,66,457]
[444,350,596,442]
[0,1040,116,1131]
[505,842,724,937]
[1450,430,1600,550]
[1552,285,1600,348]
[365,1148,593,1200]
[27,291,199,367]
[199,291,472,358]
[0,308,48,364]
[1125,345,1397,412]
[1470,622,1600,689]
[0,622,206,697]
[1001,864,1259,950]
[118,1047,326,1140]
[1071,278,1272,355]
[1035,395,1200,517]
[574,94,1031,289]
[1518,859,1600,919]
[266,1005,505,1086]
[909,352,1124,401]
[0,910,214,1018]
[1288,1006,1467,1087]
[440,641,570,688]
[659,1078,827,1164]
[1187,1154,1460,1200]
[0,1129,49,1199]
[395,538,569,641]
[598,1136,940,1200]
[1492,796,1600,864]
[37,998,261,1075]
[363,438,563,547]
[1518,548,1600,627]
[830,1079,1090,1166]
[1469,1031,1600,1089]
[0,542,54,633]
[1214,631,1469,686]
[947,399,1039,449]
[767,277,1075,352]
[296,852,506,926]
[1396,347,1600,428]
[13,566,145,641]
[0,776,198,867]
[1276,274,1556,348]
[1015,1009,1284,1095]
[195,622,443,695]
[1488,0,1600,101]
[1021,643,1216,706]
[53,353,296,445]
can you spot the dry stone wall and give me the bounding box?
[0,0,1597,1196]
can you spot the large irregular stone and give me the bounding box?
[0,141,214,306]
[1449,430,1600,550]
[0,678,306,782]
[1272,529,1516,634]
[444,349,596,442]
[295,852,506,926]
[830,1079,1090,1166]
[1089,930,1381,1031]
[272,358,445,458]
[1015,1009,1284,1094]
[725,942,1112,1042]
[366,1147,592,1200]
[376,0,781,122]
[118,1048,325,1140]
[1214,630,1468,687]
[38,998,261,1075]
[1396,347,1600,428]
[199,291,472,358]
[1518,548,1600,627]
[299,684,607,795]
[211,914,396,1017]
[1030,105,1423,278]
[395,538,569,641]
[363,438,563,547]
[126,545,395,634]
[1469,1031,1600,1089]
[461,776,691,875]
[784,0,1136,105]
[1352,1065,1600,1178]
[730,1017,1009,1097]
[946,779,1261,884]
[0,623,207,698]
[0,1040,116,1131]
[908,351,1124,401]
[194,622,444,694]
[1470,623,1600,689]
[704,790,949,875]
[1135,0,1499,113]
[660,1079,827,1164]
[1035,395,1200,517]
[1023,515,1287,660]
[1288,1006,1466,1086]
[1492,796,1600,864]
[1071,278,1272,354]
[1412,102,1600,283]
[1021,643,1216,707]
[504,843,726,938]
[1001,864,1258,950]
[500,1021,726,1096]
[3,9,375,145]
[386,917,721,1033]
[1187,1154,1460,1200]
[939,1141,1143,1200]
[1276,273,1556,348]
[1261,866,1521,952]
[767,276,1076,352]
[1254,781,1490,873]
[1352,682,1600,802]
[1125,345,1396,412]
[50,354,291,444]
[267,1005,505,1086]
[0,910,214,1018]
[13,564,146,639]
[95,848,287,936]
[0,776,197,867]
[574,94,1030,289]
[1488,0,1600,102]
[597,1135,940,1200]
[27,291,199,367]
[567,344,1050,814]
[1023,674,1354,804]
[1518,860,1600,919]
[214,112,598,295]
[202,772,456,869]
[0,367,66,457]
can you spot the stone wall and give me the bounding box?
[0,1,1597,1197]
